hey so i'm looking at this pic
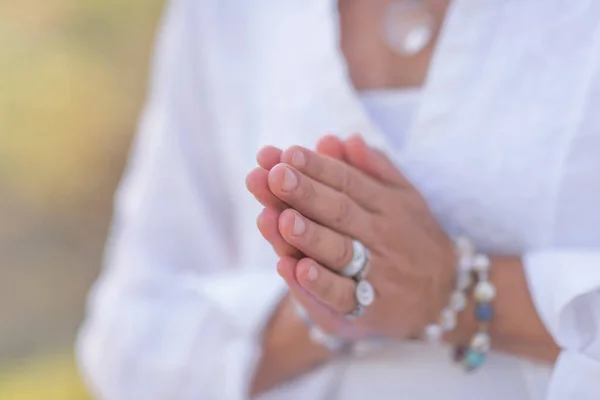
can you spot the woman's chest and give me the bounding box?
[397,126,600,254]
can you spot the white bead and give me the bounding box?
[458,256,473,272]
[473,254,490,273]
[450,290,467,312]
[440,308,457,331]
[455,236,475,256]
[455,236,476,271]
[293,301,309,321]
[470,332,491,352]
[424,324,443,343]
[474,281,497,302]
[309,326,346,352]
[457,270,473,291]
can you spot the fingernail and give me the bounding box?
[291,149,305,167]
[307,265,318,281]
[281,167,298,192]
[292,214,306,236]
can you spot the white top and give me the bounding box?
[76,1,600,399]
[359,88,421,148]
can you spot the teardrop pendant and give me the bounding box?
[383,0,435,56]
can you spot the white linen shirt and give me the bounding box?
[77,0,600,399]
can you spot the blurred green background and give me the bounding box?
[0,1,164,398]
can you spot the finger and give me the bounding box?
[258,138,346,170]
[277,257,335,316]
[246,167,287,210]
[344,134,412,187]
[277,257,370,340]
[257,208,302,258]
[280,145,385,212]
[268,164,375,245]
[295,258,358,315]
[257,146,283,170]
[277,257,343,322]
[316,134,346,161]
[278,208,353,273]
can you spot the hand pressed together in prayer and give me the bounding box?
[246,135,457,340]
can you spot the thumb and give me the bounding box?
[344,134,410,186]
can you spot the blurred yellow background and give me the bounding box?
[0,1,164,398]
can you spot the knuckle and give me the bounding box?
[333,200,353,229]
[297,178,314,203]
[309,153,324,177]
[306,225,322,248]
[340,168,356,194]
[318,278,334,301]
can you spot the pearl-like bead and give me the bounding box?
[424,324,443,343]
[474,281,497,302]
[458,256,473,272]
[455,236,475,271]
[470,332,491,352]
[440,308,457,331]
[473,254,490,273]
[455,236,475,255]
[450,290,467,312]
[457,270,473,291]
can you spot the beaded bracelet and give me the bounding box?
[424,236,474,343]
[455,253,496,371]
[292,300,353,353]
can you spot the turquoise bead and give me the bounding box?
[475,303,494,321]
[464,350,486,370]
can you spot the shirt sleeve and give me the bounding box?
[75,1,288,398]
[524,250,600,399]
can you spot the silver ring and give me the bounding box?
[342,240,370,279]
[345,279,376,319]
[345,303,365,319]
[344,257,375,319]
[356,279,375,307]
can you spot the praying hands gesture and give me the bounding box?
[246,134,455,340]
[246,135,558,396]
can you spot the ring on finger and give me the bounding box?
[344,241,375,319]
[342,240,370,278]
[345,278,376,319]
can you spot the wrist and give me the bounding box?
[267,295,334,361]
[251,295,332,396]
[447,252,498,370]
[432,236,461,324]
[422,236,471,342]
[425,237,497,372]
[444,290,477,346]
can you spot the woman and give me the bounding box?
[77,0,600,399]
